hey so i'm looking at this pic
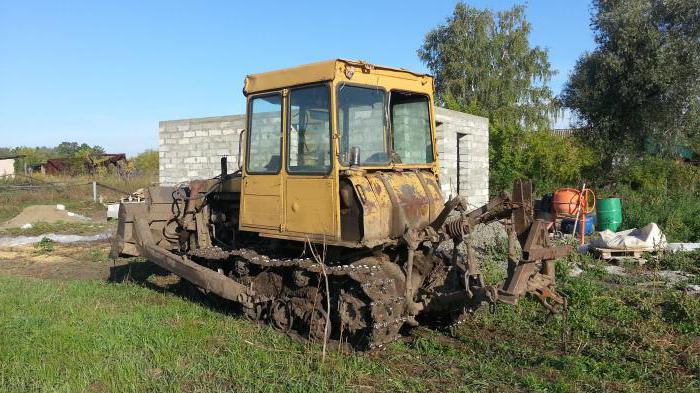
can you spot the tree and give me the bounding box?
[132,149,159,175]
[419,3,576,192]
[55,141,105,175]
[418,3,559,131]
[55,142,81,158]
[562,0,700,164]
[11,147,49,174]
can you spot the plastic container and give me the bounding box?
[553,188,581,216]
[596,198,623,232]
[561,213,596,236]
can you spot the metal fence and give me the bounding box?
[0,173,138,202]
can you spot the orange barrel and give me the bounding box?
[553,188,581,216]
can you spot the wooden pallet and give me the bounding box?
[594,247,655,260]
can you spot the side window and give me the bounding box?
[337,85,388,165]
[247,94,282,173]
[288,85,331,173]
[390,92,434,164]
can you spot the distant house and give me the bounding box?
[0,155,24,178]
[44,153,127,175]
[550,128,576,137]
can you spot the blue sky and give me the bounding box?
[0,0,595,156]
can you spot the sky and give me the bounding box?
[0,0,595,156]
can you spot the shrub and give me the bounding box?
[604,157,700,242]
[35,237,55,253]
[132,150,159,175]
[490,124,597,193]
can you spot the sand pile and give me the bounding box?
[1,205,90,229]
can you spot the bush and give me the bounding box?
[490,135,700,242]
[132,150,159,175]
[35,237,54,253]
[603,157,700,242]
[490,123,596,193]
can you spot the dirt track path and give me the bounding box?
[0,241,126,281]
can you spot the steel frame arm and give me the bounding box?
[132,218,253,305]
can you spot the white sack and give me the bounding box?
[591,223,667,250]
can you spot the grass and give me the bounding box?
[0,275,414,393]
[651,249,700,274]
[0,255,697,392]
[0,220,113,236]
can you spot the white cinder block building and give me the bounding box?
[159,107,489,208]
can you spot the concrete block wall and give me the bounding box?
[393,101,431,164]
[159,107,489,208]
[247,111,283,172]
[434,107,489,208]
[159,115,245,185]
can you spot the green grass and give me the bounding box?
[0,256,697,392]
[0,220,113,236]
[0,221,116,236]
[0,275,411,393]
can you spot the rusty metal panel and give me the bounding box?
[346,175,391,246]
[390,172,431,229]
[344,171,443,246]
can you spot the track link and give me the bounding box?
[189,246,407,350]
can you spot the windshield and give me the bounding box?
[337,85,389,165]
[336,85,434,166]
[390,92,433,164]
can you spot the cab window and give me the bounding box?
[337,85,388,165]
[247,94,282,173]
[288,85,331,173]
[390,91,433,164]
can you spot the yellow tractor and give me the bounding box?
[111,59,571,349]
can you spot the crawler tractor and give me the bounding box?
[112,59,571,349]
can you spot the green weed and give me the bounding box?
[34,237,54,254]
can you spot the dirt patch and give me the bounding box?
[0,240,185,292]
[0,241,123,281]
[0,205,90,229]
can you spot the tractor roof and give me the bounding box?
[243,59,432,96]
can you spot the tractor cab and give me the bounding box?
[236,59,444,247]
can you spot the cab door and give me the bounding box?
[240,92,284,230]
[284,84,337,237]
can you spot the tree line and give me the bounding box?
[0,142,158,177]
[420,0,699,190]
[419,0,700,241]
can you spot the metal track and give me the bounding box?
[189,246,407,349]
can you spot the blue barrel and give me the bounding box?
[561,214,595,236]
